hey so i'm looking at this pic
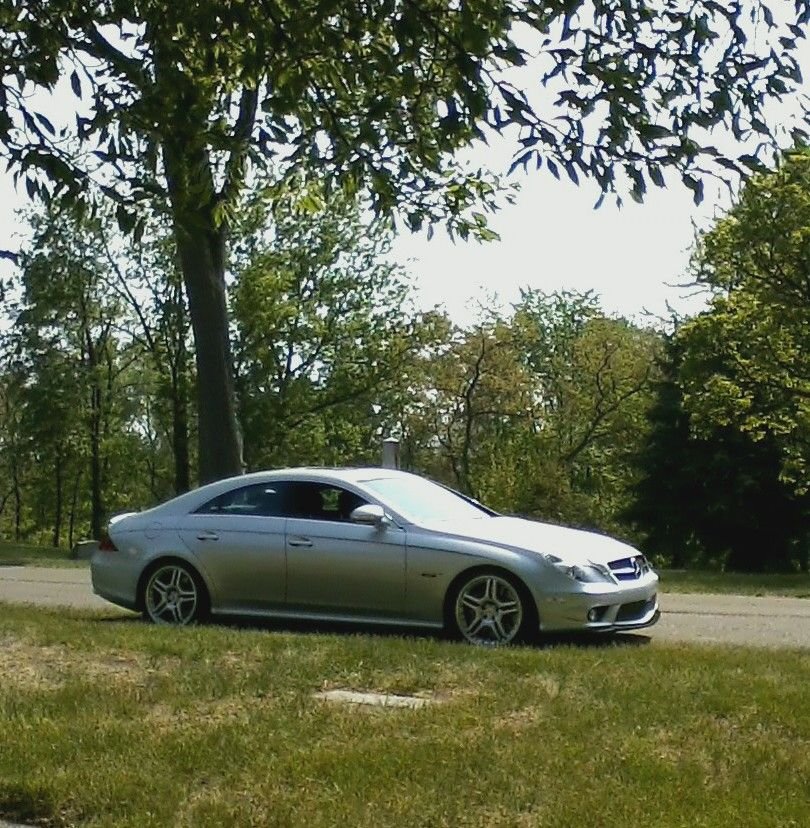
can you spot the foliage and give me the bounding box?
[2,0,809,480]
[679,149,810,491]
[514,291,659,529]
[231,191,447,469]
[0,205,191,544]
[2,1,807,215]
[405,318,525,504]
[403,290,660,535]
[627,339,810,572]
[3,206,131,540]
[97,217,196,494]
[0,201,661,546]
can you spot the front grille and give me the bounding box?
[616,596,656,623]
[608,554,650,581]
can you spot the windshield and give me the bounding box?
[362,476,492,523]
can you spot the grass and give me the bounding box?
[0,541,87,568]
[658,568,810,598]
[1,606,810,827]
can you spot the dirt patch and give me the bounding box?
[145,694,274,733]
[314,689,437,709]
[0,635,152,691]
[495,674,561,733]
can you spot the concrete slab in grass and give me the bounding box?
[315,689,435,709]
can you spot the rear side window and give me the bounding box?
[285,482,367,522]
[196,483,287,517]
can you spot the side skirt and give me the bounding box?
[209,607,444,630]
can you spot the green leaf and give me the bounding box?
[70,70,81,97]
[115,204,136,233]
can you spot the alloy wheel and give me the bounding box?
[454,573,524,645]
[144,564,200,625]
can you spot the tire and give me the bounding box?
[142,561,208,626]
[448,569,534,646]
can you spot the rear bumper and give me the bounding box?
[90,550,140,611]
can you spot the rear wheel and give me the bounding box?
[143,562,206,625]
[449,571,531,646]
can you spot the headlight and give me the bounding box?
[545,556,614,584]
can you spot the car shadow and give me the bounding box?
[538,631,651,649]
[95,611,650,650]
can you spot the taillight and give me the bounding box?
[98,534,118,552]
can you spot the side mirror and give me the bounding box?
[350,504,387,526]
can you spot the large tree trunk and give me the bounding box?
[174,228,242,484]
[155,29,244,486]
[164,142,243,485]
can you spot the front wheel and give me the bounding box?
[449,571,531,646]
[143,562,206,625]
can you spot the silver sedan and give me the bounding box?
[91,468,659,645]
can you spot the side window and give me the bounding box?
[196,483,286,517]
[285,482,367,522]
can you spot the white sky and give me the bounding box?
[391,166,726,325]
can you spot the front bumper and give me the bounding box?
[536,575,660,633]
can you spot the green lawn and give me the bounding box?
[658,568,810,597]
[0,542,87,568]
[1,605,809,827]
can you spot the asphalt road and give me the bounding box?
[0,566,116,612]
[1,566,809,649]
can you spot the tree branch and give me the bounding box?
[219,87,259,203]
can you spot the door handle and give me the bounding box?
[196,531,220,541]
[288,537,313,548]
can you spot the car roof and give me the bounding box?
[240,466,413,484]
[148,467,416,516]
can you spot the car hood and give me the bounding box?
[417,515,638,566]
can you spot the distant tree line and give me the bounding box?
[630,149,810,572]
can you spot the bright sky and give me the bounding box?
[391,166,726,326]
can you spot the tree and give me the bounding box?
[510,290,659,530]
[2,1,807,482]
[11,206,129,538]
[232,191,445,469]
[680,149,810,490]
[3,204,182,543]
[0,368,27,540]
[628,338,810,572]
[97,217,195,494]
[403,290,659,532]
[405,315,535,502]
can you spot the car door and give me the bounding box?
[177,482,288,613]
[284,481,406,618]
